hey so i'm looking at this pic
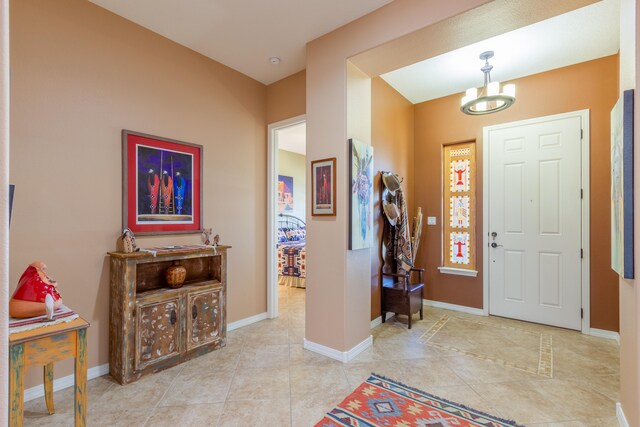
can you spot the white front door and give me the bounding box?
[486,113,584,330]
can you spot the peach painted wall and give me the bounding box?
[305,0,493,353]
[10,0,267,388]
[619,0,639,423]
[0,0,9,416]
[414,55,620,331]
[266,70,306,124]
[267,71,416,324]
[345,62,373,348]
[371,77,414,320]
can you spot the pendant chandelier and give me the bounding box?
[460,51,515,115]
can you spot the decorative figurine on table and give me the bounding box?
[202,228,213,246]
[9,262,63,319]
[213,234,220,255]
[118,228,138,253]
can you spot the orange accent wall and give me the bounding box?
[266,70,306,124]
[371,77,414,320]
[414,55,620,331]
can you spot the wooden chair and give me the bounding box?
[381,268,424,329]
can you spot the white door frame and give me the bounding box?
[267,114,306,319]
[482,110,590,334]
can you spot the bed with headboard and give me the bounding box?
[277,213,306,288]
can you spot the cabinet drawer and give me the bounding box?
[187,288,223,350]
[135,297,181,370]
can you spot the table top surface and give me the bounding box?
[9,317,89,345]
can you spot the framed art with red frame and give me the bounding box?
[122,130,203,235]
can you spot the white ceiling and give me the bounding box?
[381,0,620,105]
[88,0,392,85]
[277,122,306,155]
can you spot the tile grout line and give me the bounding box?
[214,318,247,424]
[140,362,187,427]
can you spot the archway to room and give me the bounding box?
[341,0,618,340]
[267,115,307,319]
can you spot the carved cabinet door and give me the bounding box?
[187,288,223,350]
[135,297,181,370]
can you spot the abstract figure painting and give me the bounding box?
[349,139,374,250]
[123,130,202,235]
[278,175,294,213]
[311,157,336,216]
[611,89,634,278]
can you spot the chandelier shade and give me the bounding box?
[460,51,515,115]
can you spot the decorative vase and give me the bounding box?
[165,261,186,288]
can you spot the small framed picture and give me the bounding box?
[311,157,336,216]
[122,130,203,235]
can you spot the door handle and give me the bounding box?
[490,242,503,248]
[192,305,198,319]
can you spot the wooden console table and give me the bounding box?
[109,246,229,384]
[9,317,89,427]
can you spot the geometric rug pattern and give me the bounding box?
[314,373,524,427]
[420,315,554,378]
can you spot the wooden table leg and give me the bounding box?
[44,363,55,414]
[9,344,25,427]
[74,329,88,427]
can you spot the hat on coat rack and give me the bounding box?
[383,201,400,227]
[381,172,401,195]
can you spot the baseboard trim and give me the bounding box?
[304,335,373,363]
[227,312,268,331]
[370,313,395,329]
[589,328,620,345]
[346,335,373,361]
[617,402,629,427]
[424,299,485,316]
[24,363,110,402]
[24,312,269,403]
[370,316,382,329]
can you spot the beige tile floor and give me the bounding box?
[24,286,620,426]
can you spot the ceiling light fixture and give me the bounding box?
[269,56,281,65]
[461,51,515,115]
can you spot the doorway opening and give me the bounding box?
[267,115,306,319]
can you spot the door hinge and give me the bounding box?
[581,189,583,199]
[581,308,584,319]
[581,129,584,140]
[581,248,584,259]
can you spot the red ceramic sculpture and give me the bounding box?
[9,262,63,318]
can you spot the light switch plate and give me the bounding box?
[427,216,436,225]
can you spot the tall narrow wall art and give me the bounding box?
[611,89,634,279]
[442,142,476,271]
[349,139,374,250]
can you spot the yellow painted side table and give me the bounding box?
[9,317,89,427]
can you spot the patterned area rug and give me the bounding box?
[315,374,523,427]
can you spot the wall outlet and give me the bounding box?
[427,216,436,225]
